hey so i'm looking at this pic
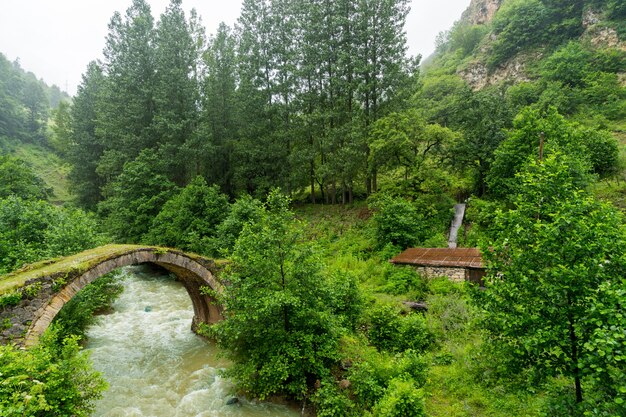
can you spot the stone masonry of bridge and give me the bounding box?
[0,244,225,347]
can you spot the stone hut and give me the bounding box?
[390,247,485,285]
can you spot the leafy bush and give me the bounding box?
[0,196,106,274]
[372,378,426,417]
[144,176,229,254]
[313,379,355,417]
[396,349,428,387]
[326,270,363,331]
[348,357,393,409]
[44,208,107,257]
[377,265,427,297]
[209,194,263,255]
[367,304,433,353]
[369,194,424,249]
[0,291,22,308]
[0,328,107,417]
[0,155,51,200]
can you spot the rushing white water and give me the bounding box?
[85,266,299,417]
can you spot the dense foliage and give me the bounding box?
[0,154,51,200]
[0,196,105,274]
[0,328,107,417]
[64,0,416,225]
[144,176,229,253]
[209,190,341,399]
[480,155,626,410]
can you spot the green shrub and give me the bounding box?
[428,276,461,296]
[370,194,424,249]
[326,270,362,331]
[372,378,425,417]
[0,155,51,201]
[367,305,432,353]
[377,265,427,298]
[396,349,428,387]
[339,336,429,415]
[0,327,107,417]
[540,42,592,88]
[209,194,263,255]
[0,291,22,308]
[349,359,391,410]
[313,379,355,417]
[0,196,106,274]
[145,176,229,254]
[23,282,42,298]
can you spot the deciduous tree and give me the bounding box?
[480,154,626,406]
[210,190,340,399]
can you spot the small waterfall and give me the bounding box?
[448,203,466,248]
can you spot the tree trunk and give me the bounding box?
[567,299,583,403]
[310,160,316,204]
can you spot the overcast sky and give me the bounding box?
[0,0,470,96]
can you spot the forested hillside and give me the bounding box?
[0,52,70,145]
[2,0,626,416]
[0,52,72,203]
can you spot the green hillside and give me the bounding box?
[419,0,626,201]
[0,52,72,204]
[11,144,70,205]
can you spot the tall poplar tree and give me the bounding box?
[68,62,106,210]
[97,0,156,182]
[153,0,200,185]
[234,0,287,196]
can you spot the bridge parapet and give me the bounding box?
[0,245,224,347]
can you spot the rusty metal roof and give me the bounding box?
[390,247,483,269]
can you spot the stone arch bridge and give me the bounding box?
[0,245,224,347]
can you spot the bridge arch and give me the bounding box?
[0,245,224,347]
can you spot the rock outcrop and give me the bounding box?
[461,0,503,25]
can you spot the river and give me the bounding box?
[85,266,299,417]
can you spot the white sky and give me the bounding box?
[0,0,470,95]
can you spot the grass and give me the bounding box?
[0,140,71,205]
[12,143,71,205]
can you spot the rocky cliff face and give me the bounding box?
[459,52,536,90]
[582,8,626,52]
[461,0,503,25]
[457,2,626,90]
